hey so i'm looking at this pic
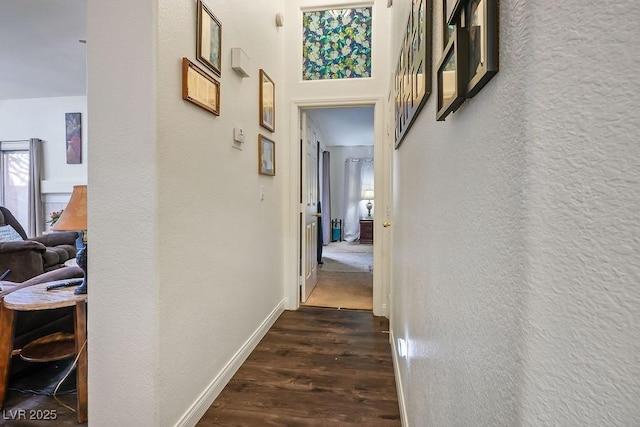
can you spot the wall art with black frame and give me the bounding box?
[394,0,432,148]
[436,0,498,121]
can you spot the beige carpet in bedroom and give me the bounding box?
[303,241,373,310]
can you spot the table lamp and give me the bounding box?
[52,185,87,294]
[363,189,374,218]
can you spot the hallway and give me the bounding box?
[198,306,400,425]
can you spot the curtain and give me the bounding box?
[28,138,44,237]
[321,151,331,245]
[343,158,373,242]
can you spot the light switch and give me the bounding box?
[233,127,245,143]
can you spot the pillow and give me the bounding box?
[0,225,24,242]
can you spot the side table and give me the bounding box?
[359,219,374,244]
[0,280,87,423]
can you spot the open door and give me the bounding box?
[300,112,319,302]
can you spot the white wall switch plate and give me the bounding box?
[233,127,245,144]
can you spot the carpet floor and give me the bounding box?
[303,241,373,310]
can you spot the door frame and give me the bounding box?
[285,96,392,317]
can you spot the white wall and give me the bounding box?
[390,0,640,425]
[88,0,285,425]
[0,96,88,190]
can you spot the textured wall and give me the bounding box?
[88,0,286,424]
[520,0,640,424]
[391,0,640,425]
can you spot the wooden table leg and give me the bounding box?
[74,301,87,423]
[0,304,16,408]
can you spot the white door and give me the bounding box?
[301,112,319,302]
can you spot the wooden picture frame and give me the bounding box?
[196,0,222,76]
[465,0,498,98]
[182,57,220,116]
[258,134,275,176]
[436,24,467,121]
[259,69,275,133]
[394,0,432,148]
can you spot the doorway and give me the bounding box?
[299,105,376,311]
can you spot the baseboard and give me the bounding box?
[390,329,409,427]
[175,299,286,427]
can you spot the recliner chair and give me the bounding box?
[0,207,78,282]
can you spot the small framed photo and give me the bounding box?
[436,24,467,121]
[196,0,222,76]
[182,57,220,116]
[259,69,275,132]
[258,135,275,176]
[465,0,498,98]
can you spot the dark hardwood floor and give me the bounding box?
[198,306,400,426]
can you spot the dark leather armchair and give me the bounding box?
[0,207,78,282]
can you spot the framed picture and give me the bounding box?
[258,134,275,176]
[182,57,220,116]
[465,0,498,98]
[65,112,82,164]
[436,24,467,121]
[196,0,222,76]
[259,69,275,132]
[394,0,432,148]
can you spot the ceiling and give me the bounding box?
[306,106,374,147]
[0,0,87,100]
[0,1,372,147]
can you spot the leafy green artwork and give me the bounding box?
[302,8,372,80]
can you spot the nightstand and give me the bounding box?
[359,219,373,244]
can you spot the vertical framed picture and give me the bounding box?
[258,135,275,176]
[259,69,275,133]
[394,0,432,148]
[65,112,82,164]
[465,0,499,98]
[196,0,222,76]
[436,23,467,121]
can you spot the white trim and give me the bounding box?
[390,329,409,427]
[300,1,374,13]
[0,141,29,151]
[286,97,390,315]
[174,300,286,427]
[41,180,87,194]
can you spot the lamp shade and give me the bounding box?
[52,185,87,231]
[362,189,374,200]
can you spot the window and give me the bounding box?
[0,141,29,227]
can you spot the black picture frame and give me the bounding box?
[465,0,499,98]
[445,0,464,25]
[436,24,467,121]
[394,0,432,149]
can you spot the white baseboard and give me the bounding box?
[390,329,409,427]
[175,299,286,427]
